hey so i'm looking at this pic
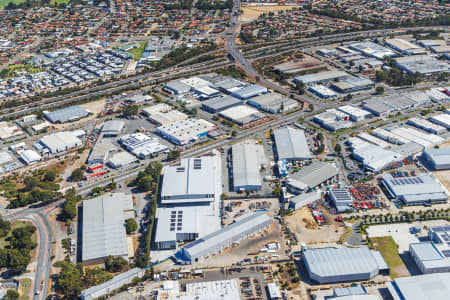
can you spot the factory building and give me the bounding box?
[247,93,299,114]
[431,45,450,54]
[120,133,168,159]
[156,118,216,145]
[201,95,241,113]
[348,137,401,171]
[407,117,447,134]
[180,77,220,99]
[107,151,138,169]
[313,109,353,132]
[267,283,282,300]
[142,103,172,116]
[163,80,192,95]
[154,279,241,300]
[214,78,248,94]
[43,105,90,123]
[273,126,311,161]
[337,105,372,122]
[329,187,353,213]
[101,120,124,137]
[39,131,82,154]
[386,273,450,300]
[82,193,135,265]
[231,84,268,100]
[219,105,265,126]
[293,70,348,85]
[147,109,188,126]
[154,153,222,250]
[426,88,450,103]
[308,85,338,99]
[384,38,425,55]
[0,122,24,140]
[429,113,450,129]
[272,55,327,75]
[176,213,271,263]
[422,148,450,170]
[387,126,444,148]
[349,41,396,59]
[286,162,338,193]
[302,246,389,284]
[418,40,446,48]
[357,132,392,149]
[81,268,143,300]
[371,128,409,145]
[330,286,372,300]
[409,242,450,274]
[231,140,265,192]
[380,173,447,206]
[361,99,395,116]
[331,77,375,93]
[88,138,117,165]
[395,55,450,74]
[289,191,321,210]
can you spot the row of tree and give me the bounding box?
[0,217,36,274]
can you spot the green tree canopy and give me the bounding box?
[125,218,138,234]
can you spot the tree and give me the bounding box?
[295,80,305,94]
[125,218,138,234]
[55,260,82,299]
[4,289,19,300]
[308,103,314,111]
[137,175,153,192]
[122,104,139,117]
[23,176,39,191]
[71,168,84,182]
[104,256,128,273]
[43,170,57,182]
[167,149,180,161]
[91,187,103,196]
[0,216,11,238]
[375,86,385,95]
[334,143,342,153]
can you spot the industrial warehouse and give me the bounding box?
[286,162,338,193]
[380,173,448,206]
[120,133,168,159]
[273,126,311,161]
[201,95,241,113]
[302,246,389,283]
[101,120,124,137]
[39,131,83,154]
[154,153,222,250]
[231,140,266,192]
[176,212,272,263]
[82,193,135,265]
[386,273,450,300]
[156,118,216,145]
[43,105,90,123]
[422,148,450,170]
[247,92,299,114]
[219,105,266,126]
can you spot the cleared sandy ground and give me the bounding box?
[241,5,296,22]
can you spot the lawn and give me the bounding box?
[128,41,148,60]
[0,64,44,80]
[0,0,26,8]
[19,278,32,300]
[0,221,29,248]
[369,236,409,278]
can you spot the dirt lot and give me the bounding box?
[433,170,450,191]
[285,207,345,245]
[241,5,296,22]
[53,98,106,131]
[192,221,285,269]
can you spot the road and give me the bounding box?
[0,4,448,298]
[5,209,53,300]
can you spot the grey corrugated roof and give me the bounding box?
[387,273,450,300]
[303,247,381,279]
[423,148,450,166]
[273,127,311,161]
[289,162,338,189]
[82,193,133,262]
[202,95,241,111]
[102,120,125,134]
[232,141,264,189]
[43,105,89,123]
[410,242,444,261]
[181,213,271,258]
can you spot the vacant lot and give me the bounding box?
[285,207,345,245]
[241,5,295,22]
[369,236,409,278]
